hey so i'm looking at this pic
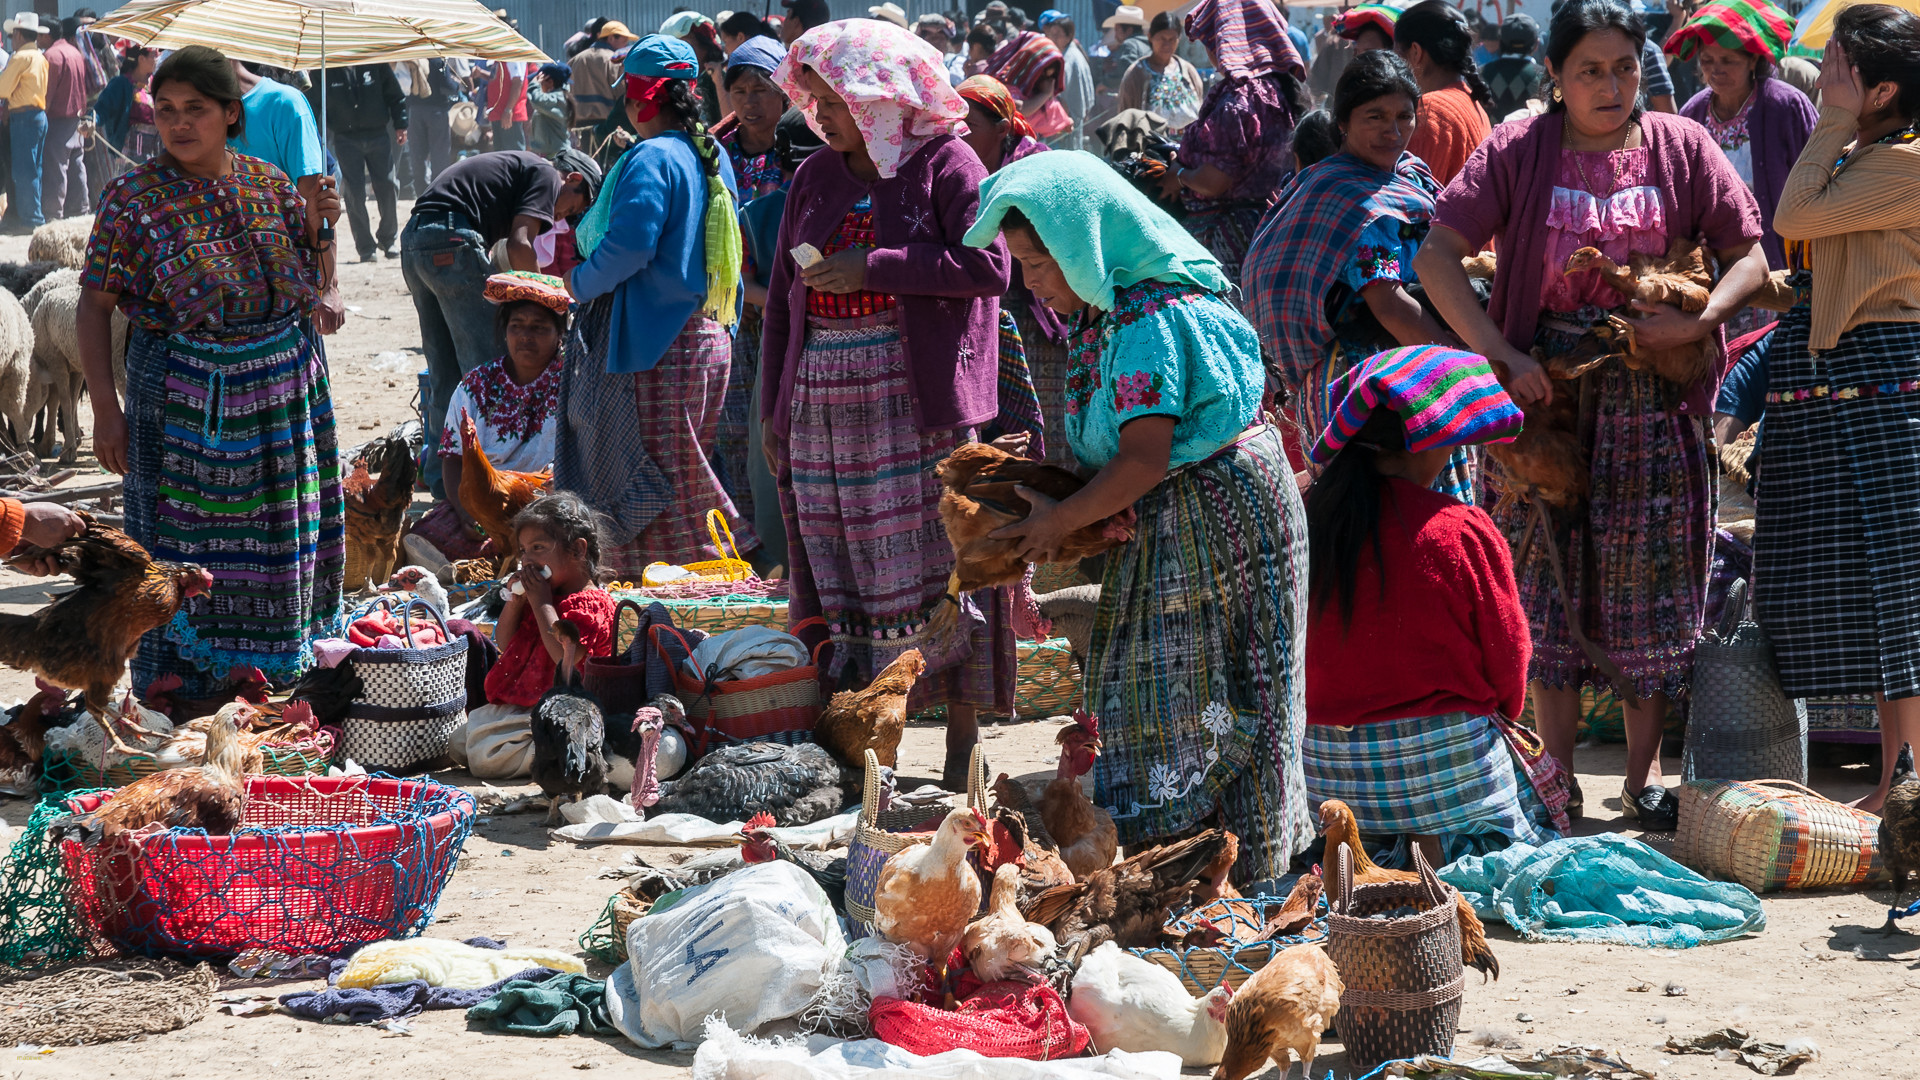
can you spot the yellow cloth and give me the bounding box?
[335,938,586,990]
[0,46,47,110]
[1774,106,1920,350]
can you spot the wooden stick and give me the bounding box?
[8,480,124,505]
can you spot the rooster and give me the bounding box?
[739,810,850,914]
[458,408,551,571]
[48,705,247,845]
[1038,712,1117,880]
[936,442,1136,596]
[1563,238,1716,387]
[1020,828,1230,961]
[874,807,994,1003]
[1877,743,1918,935]
[1213,943,1343,1080]
[1319,799,1500,980]
[0,680,71,795]
[0,514,212,754]
[813,648,925,769]
[530,619,608,824]
[343,432,418,589]
[963,863,1058,983]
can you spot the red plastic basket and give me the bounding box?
[60,775,475,959]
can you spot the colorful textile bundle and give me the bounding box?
[985,30,1065,100]
[1664,0,1796,62]
[1309,345,1523,464]
[483,271,572,313]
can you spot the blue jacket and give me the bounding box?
[571,131,738,373]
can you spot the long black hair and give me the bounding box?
[1290,109,1340,169]
[1543,0,1646,114]
[1305,406,1406,626]
[1332,47,1422,127]
[658,79,726,181]
[1395,0,1494,112]
[1833,3,1920,123]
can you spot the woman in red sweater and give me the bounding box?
[1303,345,1566,863]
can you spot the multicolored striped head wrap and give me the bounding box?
[1662,0,1796,63]
[1309,345,1523,465]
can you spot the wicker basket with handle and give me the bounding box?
[1324,844,1463,1070]
[651,616,827,756]
[1675,778,1884,891]
[844,745,988,937]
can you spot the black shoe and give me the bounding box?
[382,246,398,260]
[1621,784,1678,831]
[1566,777,1584,821]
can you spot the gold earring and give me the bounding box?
[1551,83,1562,103]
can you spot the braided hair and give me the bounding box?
[659,80,725,179]
[1394,0,1495,113]
[654,79,744,328]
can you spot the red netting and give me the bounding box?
[869,955,1089,1060]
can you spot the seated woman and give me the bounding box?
[1301,345,1564,865]
[454,491,616,780]
[407,272,568,565]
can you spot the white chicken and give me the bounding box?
[1067,941,1234,1067]
[962,863,1058,982]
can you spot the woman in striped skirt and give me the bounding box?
[1754,5,1920,813]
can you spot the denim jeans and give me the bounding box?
[334,130,399,257]
[7,107,46,228]
[400,216,501,495]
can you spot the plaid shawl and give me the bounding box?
[1664,0,1795,62]
[985,31,1066,101]
[1243,150,1438,388]
[551,295,673,546]
[1186,0,1305,81]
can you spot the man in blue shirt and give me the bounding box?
[227,61,345,333]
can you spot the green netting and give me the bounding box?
[0,792,113,970]
[579,892,624,964]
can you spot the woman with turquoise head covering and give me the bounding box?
[554,34,758,577]
[965,150,1313,886]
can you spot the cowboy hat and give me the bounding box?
[1102,5,1146,29]
[869,2,909,27]
[4,12,47,36]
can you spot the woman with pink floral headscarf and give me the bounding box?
[763,19,1016,788]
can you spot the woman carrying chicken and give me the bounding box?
[78,45,346,694]
[1414,0,1765,831]
[763,20,1017,790]
[966,151,1311,888]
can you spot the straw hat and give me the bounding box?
[1102,5,1146,29]
[869,2,909,27]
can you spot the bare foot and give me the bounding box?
[1849,790,1887,814]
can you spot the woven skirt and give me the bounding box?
[605,316,758,580]
[778,311,1015,714]
[1089,425,1312,885]
[1752,312,1920,699]
[1016,305,1077,469]
[713,304,761,534]
[1303,712,1562,855]
[1485,334,1714,700]
[124,317,345,692]
[1180,201,1267,306]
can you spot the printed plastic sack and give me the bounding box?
[606,861,845,1050]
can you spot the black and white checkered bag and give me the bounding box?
[341,598,470,772]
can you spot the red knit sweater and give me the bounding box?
[483,587,616,707]
[1306,479,1529,726]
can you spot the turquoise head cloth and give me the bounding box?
[625,34,701,78]
[962,150,1230,311]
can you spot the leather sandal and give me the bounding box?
[1566,777,1584,821]
[1621,783,1678,831]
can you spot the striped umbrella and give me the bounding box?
[90,0,549,71]
[1788,0,1920,51]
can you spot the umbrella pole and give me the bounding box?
[318,11,333,245]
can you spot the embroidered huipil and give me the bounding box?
[437,355,562,472]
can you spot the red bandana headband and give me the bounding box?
[624,74,674,122]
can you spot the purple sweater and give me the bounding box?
[1681,76,1818,271]
[1433,110,1762,415]
[761,135,1012,434]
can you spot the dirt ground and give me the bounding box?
[0,214,1914,1080]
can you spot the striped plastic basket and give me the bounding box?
[1675,778,1886,891]
[844,745,987,938]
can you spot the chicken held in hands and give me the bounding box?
[814,648,925,770]
[1038,712,1117,880]
[874,807,993,1000]
[1563,238,1716,387]
[0,514,212,754]
[936,442,1135,596]
[1068,941,1234,1067]
[1320,799,1499,980]
[1213,943,1343,1080]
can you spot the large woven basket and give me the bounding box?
[1017,638,1082,718]
[654,617,826,755]
[1675,778,1884,891]
[1324,846,1463,1070]
[1131,895,1328,993]
[844,745,987,937]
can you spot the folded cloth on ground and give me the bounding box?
[551,797,859,846]
[688,626,809,682]
[280,968,562,1023]
[450,702,535,779]
[1439,834,1766,948]
[336,937,586,989]
[466,972,617,1036]
[689,1018,1183,1080]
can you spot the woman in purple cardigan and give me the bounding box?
[766,20,1015,787]
[1416,0,1766,832]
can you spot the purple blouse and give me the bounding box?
[1177,76,1296,204]
[1680,76,1818,271]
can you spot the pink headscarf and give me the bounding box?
[775,19,970,179]
[1184,0,1306,82]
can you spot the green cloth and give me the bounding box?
[962,150,1230,312]
[465,972,617,1037]
[574,144,635,260]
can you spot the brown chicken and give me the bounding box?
[814,648,925,769]
[1320,800,1500,980]
[1193,829,1242,903]
[1213,943,1344,1080]
[343,433,417,589]
[936,442,1136,595]
[874,807,993,1002]
[1038,713,1118,880]
[989,777,1077,893]
[1020,828,1230,962]
[1483,339,1608,512]
[0,681,70,794]
[963,863,1059,982]
[0,514,213,754]
[1564,239,1716,387]
[458,409,552,571]
[48,706,246,846]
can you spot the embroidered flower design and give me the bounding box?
[1112,370,1164,413]
[1200,701,1233,737]
[1064,326,1103,416]
[1355,243,1401,283]
[1146,763,1182,803]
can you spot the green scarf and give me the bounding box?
[573,133,741,329]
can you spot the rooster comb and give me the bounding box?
[744,811,776,832]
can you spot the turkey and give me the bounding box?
[529,619,608,824]
[650,740,857,826]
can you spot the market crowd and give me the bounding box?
[28,0,1920,884]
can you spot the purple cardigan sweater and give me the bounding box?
[1681,76,1818,271]
[760,135,1012,435]
[1433,110,1762,415]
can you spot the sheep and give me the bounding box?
[0,289,33,454]
[0,261,62,300]
[27,216,95,270]
[24,269,127,464]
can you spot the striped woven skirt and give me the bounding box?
[605,316,759,580]
[1484,329,1715,699]
[778,311,1014,714]
[1015,303,1077,469]
[1752,311,1920,699]
[124,316,345,692]
[1180,201,1268,307]
[1089,425,1312,885]
[1303,712,1562,856]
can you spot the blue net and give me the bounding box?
[1129,894,1330,994]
